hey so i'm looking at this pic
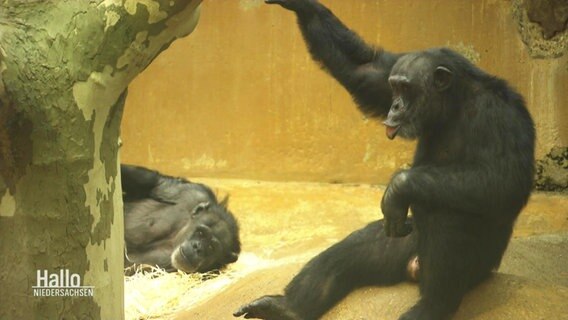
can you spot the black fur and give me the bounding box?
[235,220,417,320]
[236,1,535,319]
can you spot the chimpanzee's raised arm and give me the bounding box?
[121,164,162,200]
[266,0,399,118]
[121,164,186,204]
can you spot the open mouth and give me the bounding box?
[385,124,401,140]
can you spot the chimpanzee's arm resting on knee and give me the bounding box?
[266,0,399,117]
[408,164,532,218]
[381,170,412,237]
[382,161,533,229]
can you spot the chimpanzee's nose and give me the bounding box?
[190,241,202,255]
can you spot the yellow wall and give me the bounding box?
[121,0,567,184]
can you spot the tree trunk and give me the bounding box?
[0,1,202,318]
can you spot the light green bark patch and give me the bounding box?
[117,31,149,69]
[104,10,121,32]
[74,66,123,121]
[0,189,15,217]
[73,65,124,229]
[125,0,168,23]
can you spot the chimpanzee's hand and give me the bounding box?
[381,171,411,237]
[265,0,317,11]
[234,295,300,320]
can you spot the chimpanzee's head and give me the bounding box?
[170,197,240,273]
[383,49,458,140]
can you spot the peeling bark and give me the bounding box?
[0,1,202,319]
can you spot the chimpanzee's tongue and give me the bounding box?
[386,125,400,140]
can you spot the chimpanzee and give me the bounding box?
[234,1,535,319]
[121,164,240,273]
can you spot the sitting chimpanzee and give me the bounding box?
[235,1,535,319]
[121,164,240,273]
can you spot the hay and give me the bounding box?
[124,265,232,320]
[124,253,279,320]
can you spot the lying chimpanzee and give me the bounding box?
[235,1,535,319]
[121,164,240,273]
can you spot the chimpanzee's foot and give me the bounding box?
[234,295,300,320]
[399,299,454,320]
[406,255,419,282]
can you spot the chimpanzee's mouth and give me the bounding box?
[180,246,190,259]
[385,125,401,140]
[172,246,200,273]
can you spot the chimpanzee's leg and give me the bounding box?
[400,213,494,320]
[235,220,417,320]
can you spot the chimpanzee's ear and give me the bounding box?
[219,195,230,208]
[434,66,453,91]
[227,251,239,263]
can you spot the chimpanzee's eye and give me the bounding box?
[191,202,210,216]
[399,82,411,92]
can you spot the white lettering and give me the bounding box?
[70,274,81,287]
[33,269,94,297]
[48,273,58,287]
[36,270,48,287]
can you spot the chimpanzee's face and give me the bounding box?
[171,202,239,273]
[383,53,453,140]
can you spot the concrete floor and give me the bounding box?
[129,178,568,319]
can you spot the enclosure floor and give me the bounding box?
[125,178,568,320]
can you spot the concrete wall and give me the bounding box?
[121,0,568,184]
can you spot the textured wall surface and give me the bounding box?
[121,0,567,184]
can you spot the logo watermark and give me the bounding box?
[33,269,94,297]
